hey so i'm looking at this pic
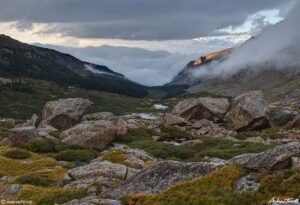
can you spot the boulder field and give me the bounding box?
[1,91,300,204]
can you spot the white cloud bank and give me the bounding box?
[191,2,300,80]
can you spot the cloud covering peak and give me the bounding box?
[191,2,300,80]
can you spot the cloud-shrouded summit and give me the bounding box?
[190,2,300,81]
[0,0,298,86]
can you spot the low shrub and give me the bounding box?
[13,140,57,153]
[15,173,54,187]
[160,125,191,141]
[120,166,300,205]
[48,131,62,139]
[3,150,30,159]
[191,136,277,160]
[54,149,97,162]
[129,140,195,160]
[114,128,158,143]
[0,121,14,138]
[102,150,132,167]
[36,190,88,205]
[233,131,259,140]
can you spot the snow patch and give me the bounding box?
[154,104,169,110]
[124,113,160,120]
[84,64,116,77]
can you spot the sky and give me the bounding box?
[0,0,298,86]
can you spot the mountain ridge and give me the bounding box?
[0,34,148,97]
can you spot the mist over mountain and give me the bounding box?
[189,2,300,81]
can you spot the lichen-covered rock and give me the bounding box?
[82,112,114,121]
[62,160,137,191]
[16,114,41,128]
[105,160,225,198]
[60,118,127,149]
[181,139,203,147]
[292,157,300,168]
[268,130,300,144]
[61,196,121,205]
[234,173,259,192]
[269,109,297,127]
[8,126,40,144]
[37,124,58,133]
[163,113,188,126]
[227,153,257,164]
[38,131,57,141]
[96,144,156,169]
[245,142,300,173]
[0,184,22,200]
[191,119,233,138]
[225,91,270,131]
[171,97,230,122]
[245,136,266,144]
[290,115,300,128]
[42,98,91,130]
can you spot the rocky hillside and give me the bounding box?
[0,34,148,97]
[168,45,300,103]
[188,67,300,103]
[0,91,299,205]
[168,48,233,86]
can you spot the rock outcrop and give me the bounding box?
[42,98,91,130]
[62,160,137,190]
[245,142,300,173]
[225,91,270,131]
[105,160,225,198]
[269,109,298,127]
[190,119,233,138]
[234,173,259,192]
[96,144,156,169]
[8,126,40,144]
[163,114,188,126]
[82,112,114,121]
[172,97,230,122]
[60,118,127,149]
[61,196,121,205]
[269,130,300,144]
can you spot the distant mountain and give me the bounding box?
[168,47,300,102]
[168,48,233,86]
[0,34,148,97]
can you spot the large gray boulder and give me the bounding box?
[225,91,270,131]
[171,97,230,122]
[163,113,188,126]
[227,153,258,164]
[42,98,91,130]
[269,109,298,127]
[61,196,121,205]
[290,115,300,128]
[96,144,157,169]
[105,160,225,198]
[191,119,233,138]
[245,142,300,173]
[8,126,40,144]
[62,160,137,190]
[60,118,127,149]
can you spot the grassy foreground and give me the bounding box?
[120,164,300,205]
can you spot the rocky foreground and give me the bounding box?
[0,90,299,205]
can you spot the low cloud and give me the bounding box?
[37,44,198,86]
[191,2,300,81]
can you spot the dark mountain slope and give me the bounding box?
[0,34,148,97]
